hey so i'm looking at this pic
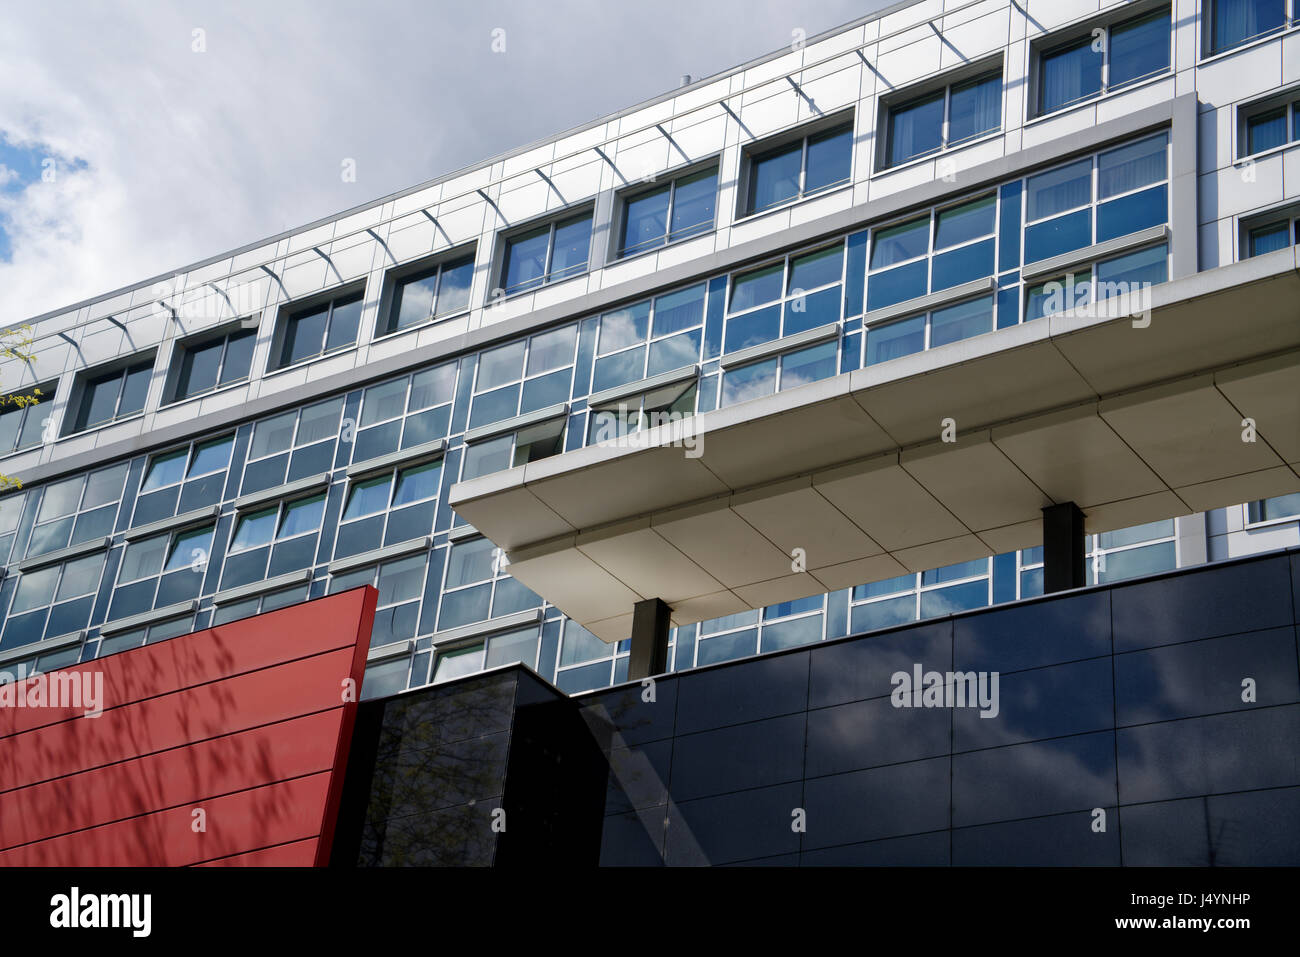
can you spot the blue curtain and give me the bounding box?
[949,74,1002,143]
[1039,39,1101,114]
[888,93,943,166]
[1213,0,1285,53]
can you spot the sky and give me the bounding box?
[0,0,898,326]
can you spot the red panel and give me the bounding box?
[0,586,378,867]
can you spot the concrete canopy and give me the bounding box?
[450,252,1300,642]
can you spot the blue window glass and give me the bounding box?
[1026,273,1091,321]
[343,475,391,521]
[1095,244,1167,295]
[1247,108,1289,155]
[1210,0,1285,54]
[621,184,670,256]
[503,225,550,294]
[998,181,1023,271]
[931,238,995,291]
[870,216,929,270]
[282,304,327,366]
[948,72,1002,144]
[653,284,706,338]
[669,168,718,241]
[789,244,844,292]
[747,141,802,214]
[232,507,276,550]
[730,263,784,312]
[647,329,702,376]
[549,215,592,282]
[1248,221,1292,256]
[1097,185,1167,241]
[887,90,944,166]
[930,295,994,348]
[784,287,840,336]
[1096,540,1175,583]
[721,358,777,407]
[845,230,868,318]
[165,525,213,573]
[1109,8,1171,88]
[598,302,650,354]
[392,270,438,331]
[219,330,255,385]
[996,284,1020,329]
[591,350,645,394]
[851,595,915,632]
[853,573,914,600]
[323,295,362,353]
[866,260,928,311]
[1024,209,1092,263]
[781,341,838,390]
[1027,159,1092,220]
[520,369,571,411]
[467,384,519,429]
[119,364,152,417]
[1098,134,1166,199]
[920,579,988,617]
[1038,36,1102,115]
[436,257,474,316]
[279,493,326,538]
[696,629,758,665]
[724,305,781,353]
[936,195,996,250]
[866,314,925,365]
[141,448,188,492]
[804,124,853,193]
[188,436,232,477]
[175,338,222,398]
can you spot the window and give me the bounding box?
[744,119,853,216]
[0,380,54,454]
[70,358,152,433]
[385,253,475,334]
[502,211,593,295]
[242,397,345,494]
[352,363,457,464]
[222,493,327,589]
[720,339,839,406]
[865,295,995,366]
[1240,95,1300,156]
[210,583,310,627]
[592,283,706,394]
[1025,243,1169,320]
[0,491,27,565]
[133,434,234,526]
[618,166,718,257]
[726,245,844,354]
[168,326,255,403]
[1208,0,1287,55]
[1247,493,1300,523]
[1,553,106,650]
[437,537,540,631]
[1245,215,1300,256]
[430,625,540,685]
[330,553,429,649]
[25,464,128,558]
[462,417,565,481]
[274,289,363,370]
[334,458,442,558]
[588,379,696,443]
[468,324,578,431]
[885,69,1002,168]
[106,522,216,622]
[96,613,198,657]
[867,194,997,311]
[1036,7,1171,116]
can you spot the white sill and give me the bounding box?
[1243,514,1300,531]
[606,226,717,268]
[1234,139,1298,166]
[161,377,249,410]
[733,181,854,227]
[369,308,471,346]
[1023,71,1171,128]
[492,269,590,307]
[870,128,1004,179]
[1198,24,1298,67]
[58,410,147,445]
[263,344,359,380]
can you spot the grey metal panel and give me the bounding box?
[462,404,569,445]
[0,629,85,666]
[1020,225,1170,281]
[123,504,222,542]
[588,364,699,408]
[864,278,998,327]
[720,324,842,370]
[345,438,447,480]
[367,638,414,662]
[15,537,112,573]
[431,608,545,647]
[98,599,198,636]
[327,535,431,575]
[447,524,480,542]
[211,568,314,606]
[233,472,331,511]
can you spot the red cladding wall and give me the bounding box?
[0,586,377,867]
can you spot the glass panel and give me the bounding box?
[720,358,777,406]
[870,216,929,269]
[435,256,474,316]
[1024,208,1092,263]
[865,260,927,310]
[1109,8,1171,88]
[931,238,995,290]
[598,301,650,354]
[38,477,83,520]
[433,644,485,684]
[278,493,325,538]
[1248,221,1292,257]
[1038,36,1102,114]
[748,140,802,213]
[165,525,214,573]
[296,398,342,445]
[1096,184,1167,241]
[730,263,784,312]
[446,537,497,588]
[250,411,296,459]
[1098,134,1167,199]
[866,314,926,365]
[520,368,571,412]
[141,449,188,493]
[789,244,844,292]
[1253,492,1300,521]
[119,363,151,417]
[935,195,997,249]
[780,341,838,389]
[77,372,121,430]
[669,168,718,238]
[377,554,425,604]
[11,566,58,614]
[621,183,670,255]
[919,579,988,617]
[853,573,915,600]
[1246,108,1289,155]
[119,534,168,582]
[887,91,944,166]
[1095,244,1167,295]
[804,123,853,192]
[647,329,702,377]
[1027,158,1092,220]
[560,621,609,667]
[503,225,550,293]
[176,337,222,398]
[461,434,513,480]
[929,295,994,348]
[324,295,363,352]
[724,304,780,352]
[219,330,256,385]
[948,72,1002,143]
[393,268,438,330]
[526,325,577,376]
[784,286,840,335]
[0,406,22,451]
[410,363,456,410]
[512,419,564,466]
[392,461,441,507]
[1095,540,1175,583]
[485,627,539,668]
[232,507,277,551]
[187,436,232,477]
[477,340,526,392]
[1210,0,1285,54]
[468,383,520,428]
[282,304,328,365]
[1026,273,1092,321]
[361,380,408,427]
[15,399,46,449]
[1098,518,1174,549]
[549,214,592,281]
[342,475,392,520]
[653,284,706,337]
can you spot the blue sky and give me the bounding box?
[0,0,893,325]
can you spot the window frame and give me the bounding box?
[1245,494,1300,527]
[1204,0,1292,57]
[879,63,1004,171]
[2,551,108,647]
[164,322,257,404]
[1237,88,1300,159]
[613,161,720,260]
[26,463,129,559]
[334,457,444,556]
[0,379,56,455]
[65,354,155,437]
[738,112,855,218]
[378,246,477,338]
[497,207,595,298]
[269,285,366,373]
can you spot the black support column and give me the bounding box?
[1042,502,1086,593]
[628,598,671,680]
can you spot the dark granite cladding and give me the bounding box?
[335,547,1300,866]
